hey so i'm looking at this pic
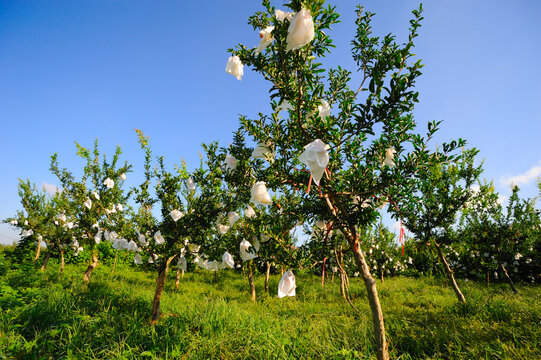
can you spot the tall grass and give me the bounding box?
[1,264,540,359]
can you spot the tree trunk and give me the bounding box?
[111,250,119,274]
[60,249,65,275]
[380,270,384,283]
[339,271,347,299]
[499,262,518,294]
[175,268,181,291]
[331,271,335,282]
[323,194,388,360]
[321,257,327,287]
[336,248,347,299]
[83,251,99,284]
[248,260,256,302]
[434,242,466,303]
[486,271,490,286]
[265,261,270,293]
[40,252,50,271]
[34,239,41,262]
[182,269,184,279]
[351,240,389,360]
[151,256,175,324]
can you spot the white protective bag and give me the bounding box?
[239,239,258,261]
[277,269,296,298]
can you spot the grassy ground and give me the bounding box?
[1,263,540,359]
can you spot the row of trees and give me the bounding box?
[7,130,307,320]
[306,191,539,287]
[4,1,540,359]
[10,181,538,286]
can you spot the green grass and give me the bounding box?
[1,264,540,359]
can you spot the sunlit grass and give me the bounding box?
[1,264,540,359]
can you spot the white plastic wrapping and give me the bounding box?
[277,269,296,298]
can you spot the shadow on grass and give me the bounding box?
[4,278,157,359]
[387,292,541,359]
[3,267,540,360]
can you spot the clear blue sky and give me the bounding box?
[1,0,540,244]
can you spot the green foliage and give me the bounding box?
[304,221,413,278]
[228,2,450,282]
[213,128,304,269]
[460,184,540,284]
[50,139,132,251]
[386,142,482,294]
[132,129,232,276]
[359,224,408,278]
[5,179,55,264]
[400,239,443,276]
[391,146,482,246]
[5,2,541,358]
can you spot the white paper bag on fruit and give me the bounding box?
[277,269,296,298]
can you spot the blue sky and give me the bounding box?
[1,0,540,244]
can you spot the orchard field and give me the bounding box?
[1,252,540,360]
[3,1,541,360]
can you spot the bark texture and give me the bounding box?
[111,250,119,274]
[151,257,175,324]
[83,252,99,284]
[321,257,327,287]
[339,271,347,299]
[435,243,466,303]
[351,240,389,360]
[40,253,50,271]
[60,249,65,275]
[323,193,389,360]
[34,240,41,262]
[248,260,256,302]
[499,262,519,294]
[175,268,181,291]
